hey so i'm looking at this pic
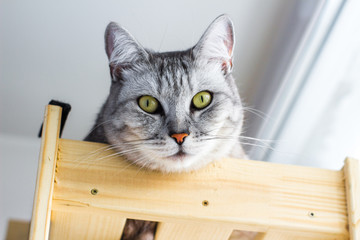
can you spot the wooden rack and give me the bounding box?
[29,105,359,239]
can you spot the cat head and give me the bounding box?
[101,15,244,172]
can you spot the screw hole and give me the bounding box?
[91,188,98,195]
[202,200,209,207]
[308,212,315,217]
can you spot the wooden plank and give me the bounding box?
[49,210,126,239]
[6,220,30,240]
[254,229,343,240]
[344,157,360,240]
[255,231,294,240]
[155,222,233,240]
[29,105,62,240]
[52,139,349,239]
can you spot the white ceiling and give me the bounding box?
[0,0,295,141]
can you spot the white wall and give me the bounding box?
[0,135,40,238]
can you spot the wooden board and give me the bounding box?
[49,211,126,239]
[155,222,233,240]
[344,157,360,240]
[254,229,345,240]
[29,105,62,240]
[51,138,349,239]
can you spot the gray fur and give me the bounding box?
[85,14,246,173]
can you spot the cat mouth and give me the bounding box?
[168,150,188,160]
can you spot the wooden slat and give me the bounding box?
[29,105,62,240]
[254,229,343,240]
[155,222,233,240]
[255,231,297,240]
[49,211,126,239]
[344,157,360,240]
[52,139,349,239]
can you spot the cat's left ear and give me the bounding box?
[193,15,235,75]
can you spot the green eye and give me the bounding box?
[138,95,159,113]
[192,91,212,109]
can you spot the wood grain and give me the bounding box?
[29,105,62,240]
[155,222,233,240]
[49,210,126,239]
[344,157,360,240]
[254,229,344,240]
[51,138,349,239]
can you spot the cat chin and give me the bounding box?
[148,156,199,173]
[138,153,217,173]
[122,152,200,173]
[148,161,209,173]
[123,140,237,173]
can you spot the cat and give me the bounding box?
[85,14,253,240]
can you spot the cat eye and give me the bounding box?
[192,91,212,109]
[138,95,159,113]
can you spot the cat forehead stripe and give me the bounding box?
[150,51,193,94]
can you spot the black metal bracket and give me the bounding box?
[38,100,72,138]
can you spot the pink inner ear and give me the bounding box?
[221,59,232,74]
[223,39,233,55]
[221,35,233,74]
[223,25,234,57]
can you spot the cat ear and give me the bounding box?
[105,22,148,81]
[193,15,235,75]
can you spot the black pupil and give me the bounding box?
[146,99,149,107]
[201,95,204,102]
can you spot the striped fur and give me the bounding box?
[86,15,246,174]
[85,14,250,240]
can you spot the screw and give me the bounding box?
[308,212,315,217]
[91,188,98,195]
[202,200,209,207]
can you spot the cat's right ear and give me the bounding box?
[193,15,235,75]
[105,22,147,81]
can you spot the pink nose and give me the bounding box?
[171,133,188,144]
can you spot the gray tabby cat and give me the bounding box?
[85,14,251,240]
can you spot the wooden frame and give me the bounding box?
[29,105,359,239]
